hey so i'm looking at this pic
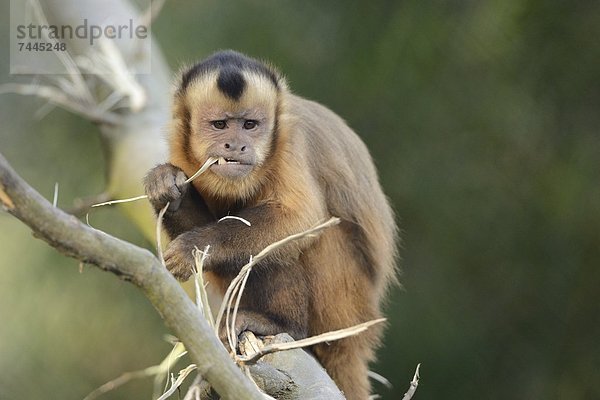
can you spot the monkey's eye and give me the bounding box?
[243,120,258,130]
[212,120,227,130]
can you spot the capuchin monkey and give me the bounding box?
[144,50,398,400]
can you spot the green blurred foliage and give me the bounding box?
[1,0,599,399]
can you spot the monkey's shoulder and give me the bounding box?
[284,94,375,171]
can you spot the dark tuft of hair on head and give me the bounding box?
[217,66,246,100]
[180,50,281,97]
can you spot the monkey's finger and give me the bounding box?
[164,174,182,200]
[174,170,190,194]
[158,175,184,210]
[145,165,179,207]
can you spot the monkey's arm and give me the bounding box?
[163,201,322,280]
[214,255,310,341]
[164,199,317,340]
[144,163,214,238]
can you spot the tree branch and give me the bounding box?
[0,152,266,400]
[242,333,346,400]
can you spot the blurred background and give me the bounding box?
[1,0,599,399]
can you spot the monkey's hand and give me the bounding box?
[144,165,214,238]
[144,163,189,212]
[163,227,211,280]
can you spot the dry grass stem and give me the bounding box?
[182,376,203,400]
[252,217,340,265]
[91,194,149,208]
[153,342,187,399]
[218,215,252,226]
[156,364,198,400]
[73,38,147,112]
[29,0,92,100]
[1,2,127,123]
[0,83,120,125]
[52,182,59,207]
[229,260,253,350]
[3,0,152,123]
[401,363,421,400]
[96,40,146,112]
[224,270,247,353]
[69,192,111,216]
[82,365,164,400]
[237,318,386,364]
[156,202,170,266]
[192,245,215,328]
[78,336,188,400]
[217,262,249,341]
[368,370,392,388]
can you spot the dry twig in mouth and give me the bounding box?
[184,157,218,183]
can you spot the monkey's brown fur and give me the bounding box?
[144,50,397,400]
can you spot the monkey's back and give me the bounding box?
[280,95,397,399]
[286,94,398,294]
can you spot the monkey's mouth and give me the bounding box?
[211,156,254,178]
[217,157,244,165]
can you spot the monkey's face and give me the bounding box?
[191,106,272,180]
[183,73,278,181]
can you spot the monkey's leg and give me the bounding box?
[218,260,310,345]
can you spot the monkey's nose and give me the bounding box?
[224,143,247,152]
